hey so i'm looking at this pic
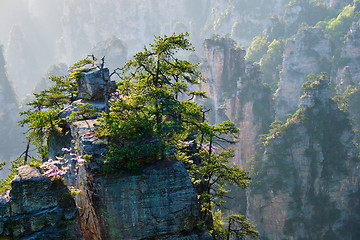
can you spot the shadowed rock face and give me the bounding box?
[201,38,273,168]
[248,81,360,240]
[61,120,204,240]
[75,160,201,240]
[0,165,82,239]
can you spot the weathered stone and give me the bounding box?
[98,162,199,240]
[248,82,360,240]
[0,165,83,239]
[11,206,62,239]
[69,159,201,240]
[10,165,57,215]
[335,20,360,91]
[275,27,331,119]
[0,191,10,219]
[78,68,116,101]
[70,119,107,161]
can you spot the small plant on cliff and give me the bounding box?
[40,147,85,180]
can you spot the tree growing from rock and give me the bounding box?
[16,32,258,239]
[96,32,258,239]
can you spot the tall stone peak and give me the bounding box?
[275,27,331,120]
[201,37,273,169]
[46,69,209,239]
[202,37,246,104]
[335,19,360,93]
[248,77,360,239]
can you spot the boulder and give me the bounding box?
[77,68,116,101]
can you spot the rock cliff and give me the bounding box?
[248,79,360,240]
[275,27,331,119]
[201,37,273,168]
[0,165,82,239]
[335,19,360,93]
[199,37,273,219]
[49,69,208,240]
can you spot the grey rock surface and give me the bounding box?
[53,101,206,239]
[275,27,331,119]
[68,157,202,240]
[78,68,116,101]
[335,19,360,92]
[0,165,83,239]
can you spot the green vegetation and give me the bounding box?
[245,26,285,93]
[204,34,238,49]
[245,36,268,62]
[317,4,358,43]
[245,1,360,96]
[0,158,24,192]
[15,33,257,239]
[96,32,205,170]
[213,211,259,240]
[251,74,356,238]
[316,2,360,62]
[96,33,258,238]
[259,39,284,91]
[18,59,93,160]
[66,103,98,123]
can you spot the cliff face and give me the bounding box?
[201,38,272,168]
[48,70,208,240]
[335,19,360,93]
[248,80,360,240]
[275,27,331,119]
[0,165,82,239]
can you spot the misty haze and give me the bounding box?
[0,0,359,239]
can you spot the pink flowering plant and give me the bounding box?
[40,147,85,180]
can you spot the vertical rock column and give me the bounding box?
[201,37,272,167]
[275,27,331,120]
